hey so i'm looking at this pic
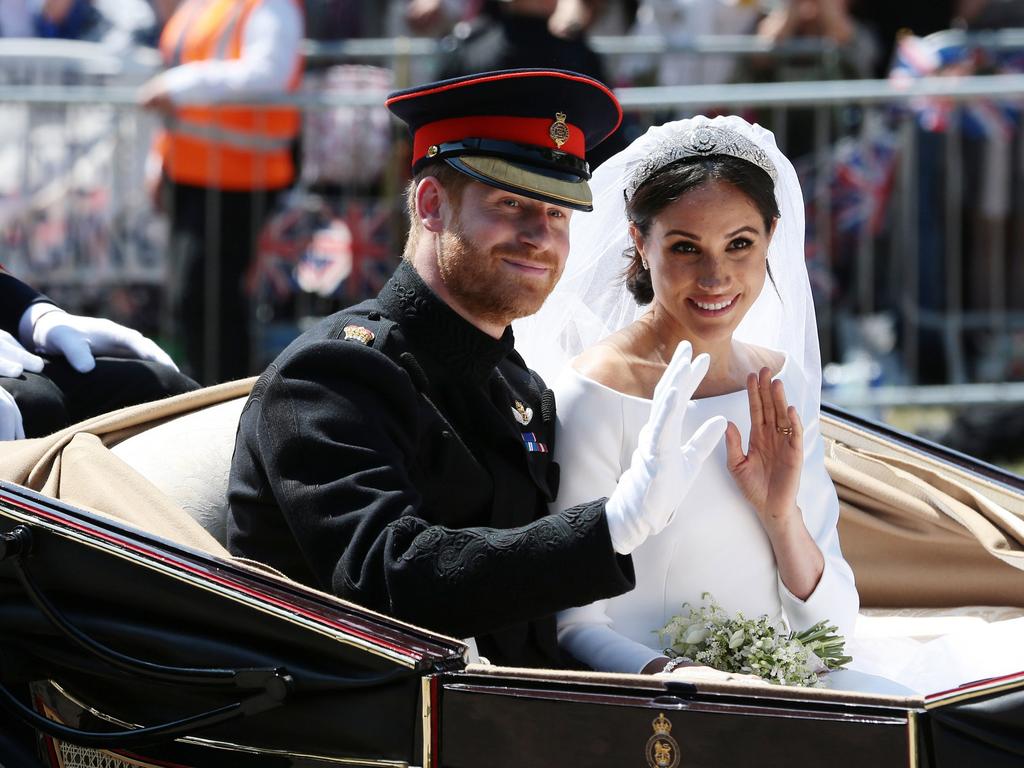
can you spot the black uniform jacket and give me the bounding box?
[227,262,635,667]
[0,269,47,336]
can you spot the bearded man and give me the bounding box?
[226,70,719,668]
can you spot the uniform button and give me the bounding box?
[440,430,451,439]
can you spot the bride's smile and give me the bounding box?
[688,294,739,316]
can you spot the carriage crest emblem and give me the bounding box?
[645,713,680,768]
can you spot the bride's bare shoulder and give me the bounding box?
[736,341,785,378]
[571,329,650,397]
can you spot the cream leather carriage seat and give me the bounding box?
[111,396,246,546]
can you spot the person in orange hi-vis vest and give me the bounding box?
[139,0,304,384]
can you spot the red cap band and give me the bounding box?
[413,115,585,167]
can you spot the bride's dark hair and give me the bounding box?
[624,154,780,305]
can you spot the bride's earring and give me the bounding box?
[640,254,649,271]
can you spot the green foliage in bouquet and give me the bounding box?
[657,593,853,688]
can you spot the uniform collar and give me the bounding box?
[379,261,516,382]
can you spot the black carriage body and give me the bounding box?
[0,482,464,767]
[1,408,1024,767]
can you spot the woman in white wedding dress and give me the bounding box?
[540,115,862,679]
[516,115,1024,694]
[514,115,924,693]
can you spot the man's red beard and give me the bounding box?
[436,226,561,328]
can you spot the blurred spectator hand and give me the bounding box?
[405,0,445,32]
[138,74,175,115]
[0,330,44,379]
[758,0,854,45]
[30,310,179,374]
[0,386,25,441]
[548,0,591,39]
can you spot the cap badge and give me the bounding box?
[427,144,439,158]
[549,112,569,149]
[343,324,375,345]
[512,400,533,426]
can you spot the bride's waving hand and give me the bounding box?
[726,368,826,602]
[726,368,804,522]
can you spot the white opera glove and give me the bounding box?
[604,341,728,555]
[0,329,45,378]
[0,385,25,440]
[28,308,179,374]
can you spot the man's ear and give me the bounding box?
[415,177,448,234]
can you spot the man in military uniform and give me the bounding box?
[227,69,726,668]
[0,268,197,439]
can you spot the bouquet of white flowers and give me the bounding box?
[657,593,852,688]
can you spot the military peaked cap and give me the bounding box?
[385,68,622,211]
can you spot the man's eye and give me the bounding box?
[548,208,565,219]
[502,199,520,208]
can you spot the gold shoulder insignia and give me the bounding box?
[343,325,375,345]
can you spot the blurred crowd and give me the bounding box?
[3,1,1021,81]
[4,0,1024,457]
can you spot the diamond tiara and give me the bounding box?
[625,124,778,201]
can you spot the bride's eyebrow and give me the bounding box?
[726,226,759,238]
[662,225,759,240]
[664,229,700,240]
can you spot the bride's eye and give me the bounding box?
[670,241,699,256]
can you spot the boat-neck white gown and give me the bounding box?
[552,354,860,676]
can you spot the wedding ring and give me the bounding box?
[775,425,794,436]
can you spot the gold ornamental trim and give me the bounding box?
[421,675,434,768]
[907,709,918,768]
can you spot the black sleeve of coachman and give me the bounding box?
[0,268,49,337]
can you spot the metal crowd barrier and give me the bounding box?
[3,37,1024,406]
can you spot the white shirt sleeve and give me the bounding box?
[777,368,860,638]
[552,368,663,674]
[161,0,303,104]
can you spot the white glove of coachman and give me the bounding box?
[0,329,44,441]
[604,341,727,555]
[30,307,178,374]
[0,328,44,378]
